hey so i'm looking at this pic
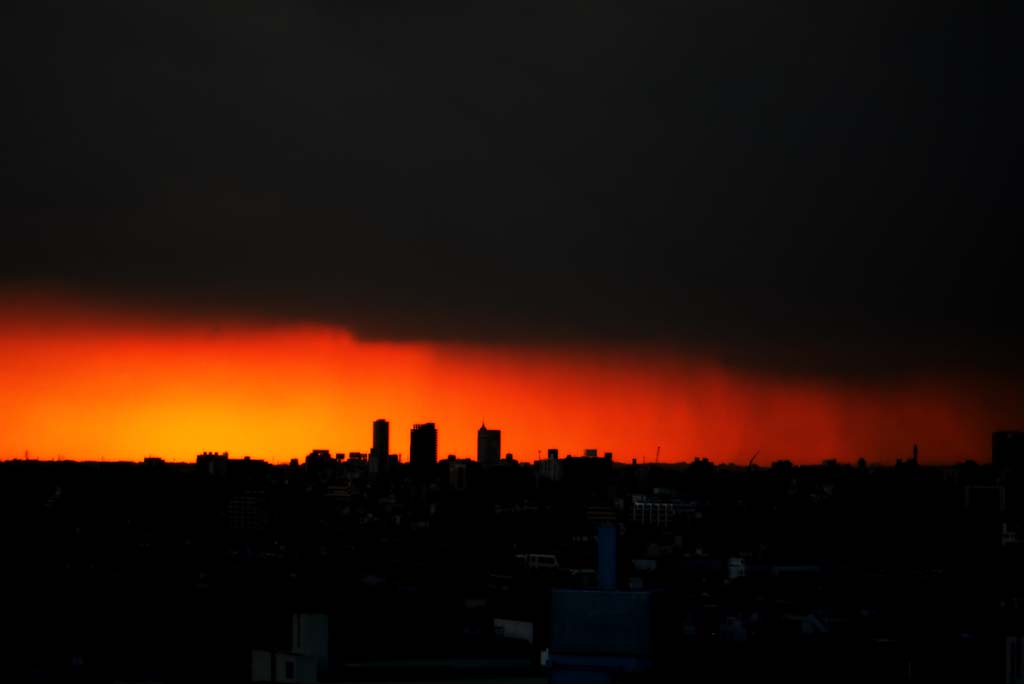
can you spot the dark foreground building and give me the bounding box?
[410,422,438,472]
[478,423,501,465]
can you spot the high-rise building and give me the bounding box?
[372,419,389,459]
[369,419,390,477]
[410,423,438,471]
[994,431,1024,471]
[477,423,501,465]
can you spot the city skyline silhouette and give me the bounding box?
[1,1,1021,681]
[2,299,1019,465]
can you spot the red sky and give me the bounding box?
[0,292,1016,465]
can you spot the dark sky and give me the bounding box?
[2,2,1021,378]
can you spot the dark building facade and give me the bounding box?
[994,431,1024,471]
[369,419,390,477]
[410,423,438,471]
[372,419,389,460]
[477,423,501,465]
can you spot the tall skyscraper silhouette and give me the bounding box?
[372,419,389,460]
[368,418,390,477]
[477,423,501,465]
[410,423,438,471]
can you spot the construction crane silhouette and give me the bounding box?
[747,449,760,468]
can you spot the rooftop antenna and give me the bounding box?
[655,445,661,464]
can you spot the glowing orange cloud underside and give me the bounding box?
[0,295,1011,464]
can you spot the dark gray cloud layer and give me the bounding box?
[2,2,1021,376]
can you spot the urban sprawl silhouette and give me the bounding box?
[3,424,1024,683]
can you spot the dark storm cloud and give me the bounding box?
[1,2,1021,376]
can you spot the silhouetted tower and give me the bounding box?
[994,431,1024,471]
[372,419,389,460]
[367,419,390,477]
[477,422,501,465]
[410,423,438,471]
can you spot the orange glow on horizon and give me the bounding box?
[0,293,1014,465]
